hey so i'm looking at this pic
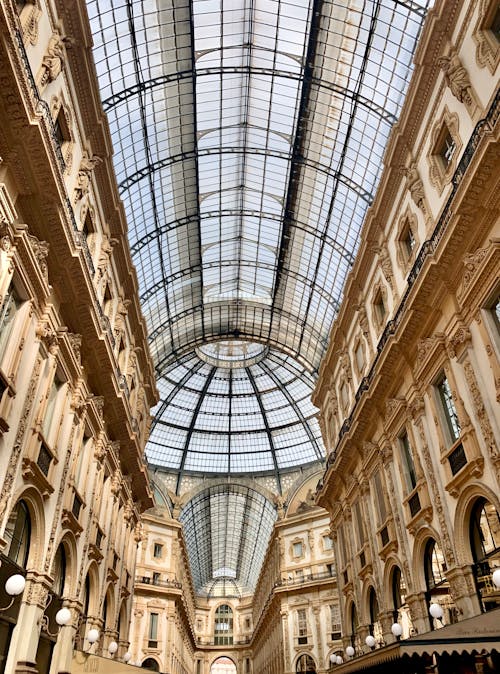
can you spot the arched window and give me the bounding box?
[5,500,31,568]
[391,566,412,638]
[470,498,500,612]
[214,604,233,645]
[424,539,446,589]
[348,603,360,652]
[368,588,382,644]
[142,658,159,671]
[52,544,66,596]
[83,575,90,616]
[424,539,457,627]
[296,654,316,673]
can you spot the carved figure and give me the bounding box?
[405,163,426,212]
[97,235,115,277]
[40,33,65,87]
[438,53,475,109]
[75,152,102,201]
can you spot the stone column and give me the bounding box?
[50,598,82,674]
[406,591,430,635]
[378,609,395,645]
[445,564,482,619]
[4,571,52,674]
[312,605,324,668]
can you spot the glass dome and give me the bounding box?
[147,345,324,482]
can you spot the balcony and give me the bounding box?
[275,569,336,589]
[135,575,182,590]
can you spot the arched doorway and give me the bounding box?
[424,538,458,627]
[142,658,160,671]
[296,654,316,673]
[1,500,31,674]
[391,565,413,637]
[470,497,500,611]
[210,656,237,674]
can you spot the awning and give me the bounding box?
[334,608,500,673]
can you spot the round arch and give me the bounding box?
[117,600,129,642]
[360,579,377,625]
[295,653,316,673]
[81,562,100,617]
[51,532,78,597]
[8,487,46,568]
[141,657,160,671]
[285,469,324,517]
[210,656,237,674]
[453,483,500,565]
[103,583,116,631]
[411,525,445,592]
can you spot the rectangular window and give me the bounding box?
[400,431,417,493]
[42,379,62,442]
[153,543,163,558]
[338,526,347,567]
[491,293,500,336]
[323,535,333,551]
[403,225,416,257]
[374,290,386,323]
[37,443,53,477]
[439,128,456,166]
[293,541,303,558]
[408,491,421,517]
[330,604,341,639]
[492,4,500,40]
[0,283,20,363]
[148,613,158,647]
[354,502,365,549]
[436,375,461,443]
[372,470,387,525]
[72,493,83,520]
[340,381,349,409]
[448,443,467,475]
[297,609,308,644]
[355,342,364,372]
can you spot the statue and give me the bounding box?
[74,152,102,201]
[438,53,475,110]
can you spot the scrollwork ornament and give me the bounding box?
[460,247,489,297]
[463,359,498,458]
[404,163,428,218]
[0,355,42,522]
[447,326,472,359]
[413,415,456,567]
[409,396,425,421]
[68,333,82,363]
[28,234,49,283]
[92,396,105,419]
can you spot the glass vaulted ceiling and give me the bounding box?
[86,0,431,480]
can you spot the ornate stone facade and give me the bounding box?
[314,0,500,667]
[0,1,158,673]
